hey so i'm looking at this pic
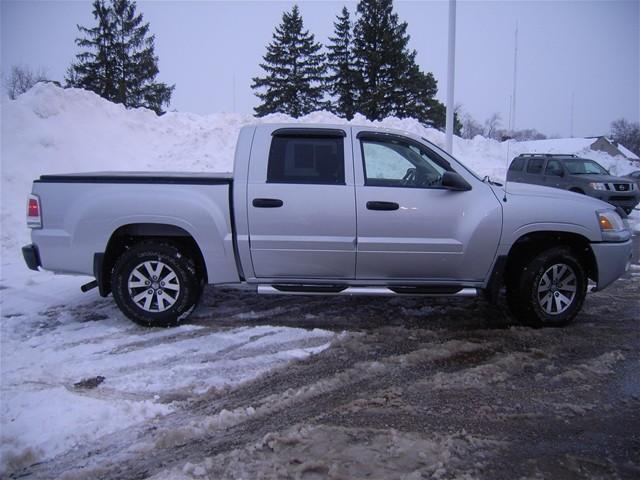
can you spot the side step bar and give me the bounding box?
[257,285,478,297]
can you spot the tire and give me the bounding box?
[111,242,202,327]
[506,247,587,328]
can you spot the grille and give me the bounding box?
[613,183,632,192]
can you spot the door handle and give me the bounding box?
[252,198,284,208]
[366,201,399,211]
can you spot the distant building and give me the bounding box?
[586,136,639,160]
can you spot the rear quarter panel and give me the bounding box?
[31,182,239,284]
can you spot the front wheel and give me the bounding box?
[506,247,587,328]
[111,242,202,327]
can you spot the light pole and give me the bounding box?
[510,22,518,132]
[445,0,457,154]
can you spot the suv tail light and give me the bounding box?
[27,194,42,229]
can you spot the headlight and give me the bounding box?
[597,209,629,242]
[589,182,608,191]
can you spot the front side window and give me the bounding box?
[527,158,545,174]
[563,159,609,175]
[267,135,345,184]
[361,138,448,188]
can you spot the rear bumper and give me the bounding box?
[22,244,41,271]
[590,239,633,291]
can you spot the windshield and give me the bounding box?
[563,158,609,175]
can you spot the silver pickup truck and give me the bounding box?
[23,124,632,328]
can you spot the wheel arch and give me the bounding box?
[98,223,207,297]
[504,231,597,286]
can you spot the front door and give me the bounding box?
[354,131,502,282]
[247,127,356,279]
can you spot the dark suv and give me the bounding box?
[507,154,640,214]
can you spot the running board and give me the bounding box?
[257,285,478,297]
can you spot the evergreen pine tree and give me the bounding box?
[352,0,453,130]
[66,0,117,102]
[395,65,443,127]
[352,0,414,120]
[252,5,328,118]
[326,7,357,120]
[67,0,173,114]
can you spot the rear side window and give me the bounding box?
[267,136,345,185]
[527,158,545,174]
[509,157,525,171]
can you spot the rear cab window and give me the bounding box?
[267,134,345,185]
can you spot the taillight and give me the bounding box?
[27,194,42,229]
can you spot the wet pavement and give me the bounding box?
[13,237,640,480]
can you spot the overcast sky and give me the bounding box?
[2,0,638,137]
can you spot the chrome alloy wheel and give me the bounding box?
[127,261,180,313]
[537,263,577,315]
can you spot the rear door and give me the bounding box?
[522,157,546,185]
[542,158,564,189]
[247,127,356,279]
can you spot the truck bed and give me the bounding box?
[31,172,239,284]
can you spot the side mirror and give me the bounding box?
[442,171,472,191]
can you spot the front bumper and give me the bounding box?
[22,244,41,271]
[592,191,640,211]
[590,239,633,291]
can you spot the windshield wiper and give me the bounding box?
[483,175,503,186]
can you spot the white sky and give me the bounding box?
[2,0,639,137]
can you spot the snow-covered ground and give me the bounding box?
[1,84,639,476]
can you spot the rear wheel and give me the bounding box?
[111,242,202,327]
[506,247,587,327]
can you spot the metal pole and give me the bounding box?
[445,0,456,154]
[232,73,237,113]
[511,22,518,133]
[570,91,574,137]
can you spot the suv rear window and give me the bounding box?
[526,158,545,174]
[509,157,525,171]
[267,135,345,185]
